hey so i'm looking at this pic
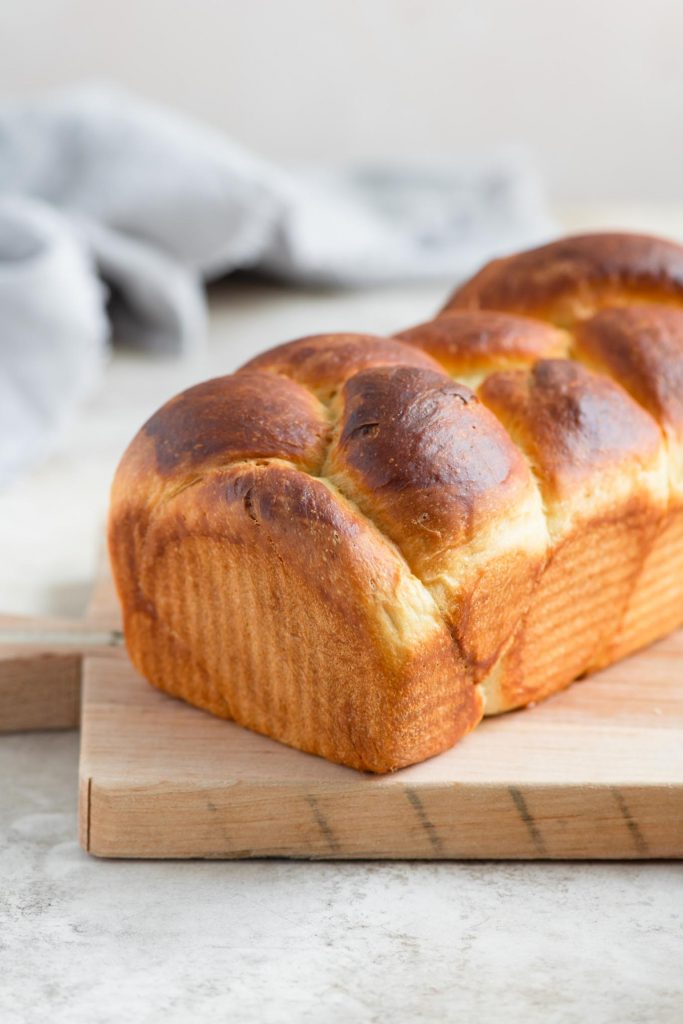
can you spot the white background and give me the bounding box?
[1,0,683,200]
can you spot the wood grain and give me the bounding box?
[0,603,123,733]
[0,642,81,732]
[79,577,683,859]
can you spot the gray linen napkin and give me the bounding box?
[0,85,554,486]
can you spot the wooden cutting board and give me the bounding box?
[75,570,683,860]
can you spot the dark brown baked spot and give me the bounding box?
[574,305,683,435]
[479,359,662,499]
[329,364,530,549]
[143,371,329,475]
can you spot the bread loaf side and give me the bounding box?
[110,233,683,771]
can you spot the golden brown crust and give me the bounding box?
[478,359,663,508]
[571,305,683,664]
[444,233,683,325]
[328,365,529,551]
[484,505,659,712]
[109,231,683,770]
[241,332,441,399]
[573,306,683,439]
[121,371,330,493]
[475,357,668,710]
[396,310,568,380]
[112,460,482,772]
[598,508,683,664]
[325,364,546,676]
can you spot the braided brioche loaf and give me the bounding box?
[109,233,683,772]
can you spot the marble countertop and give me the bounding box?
[2,211,682,1021]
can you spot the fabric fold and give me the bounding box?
[0,84,554,485]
